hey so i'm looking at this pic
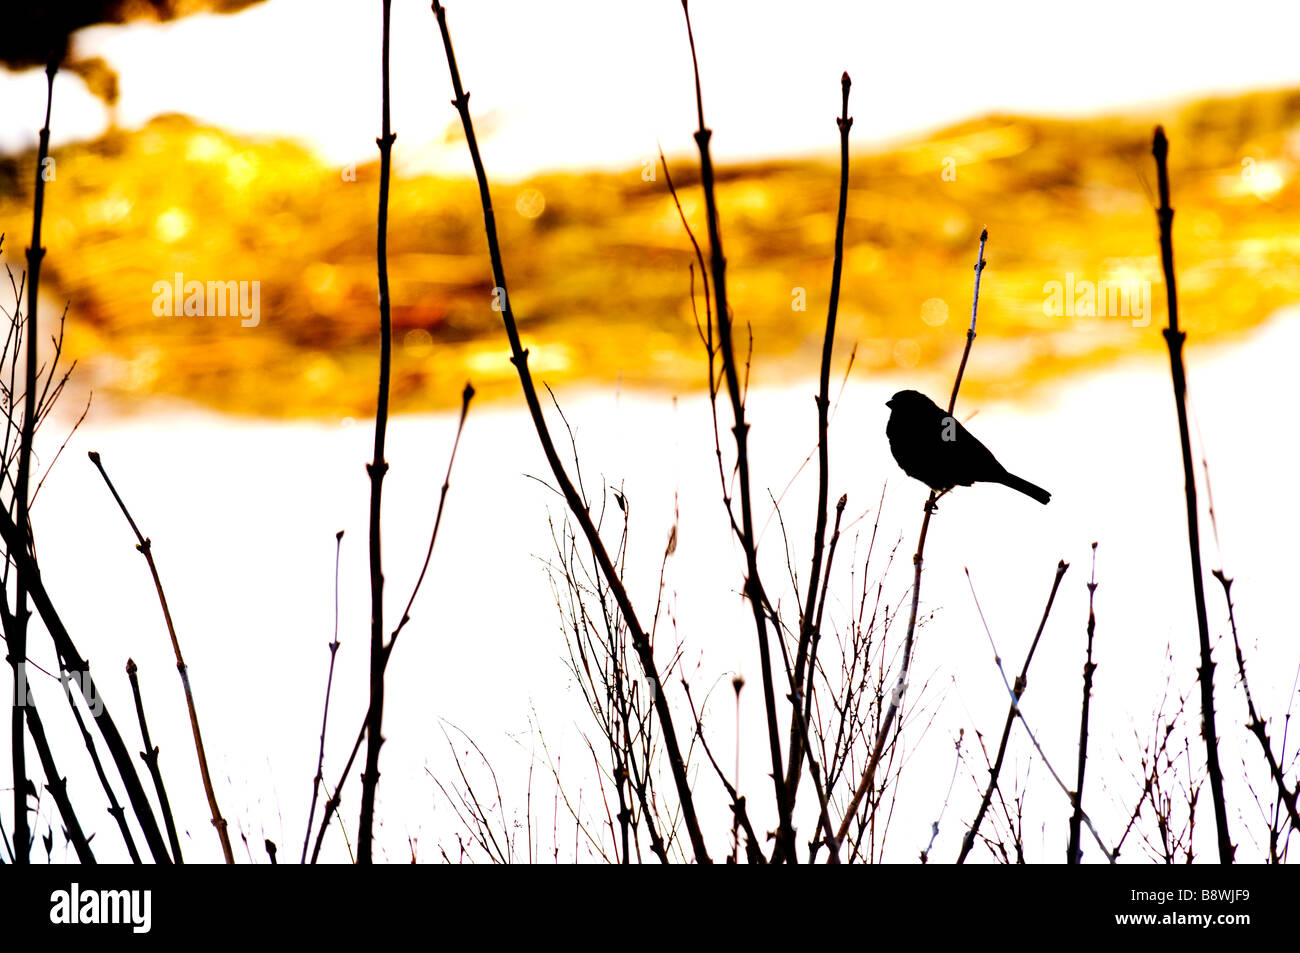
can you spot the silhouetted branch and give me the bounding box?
[787,70,853,809]
[431,0,709,863]
[24,696,94,862]
[0,474,170,864]
[1215,570,1299,833]
[357,0,399,866]
[63,668,139,863]
[1151,125,1232,863]
[679,0,793,862]
[8,55,56,868]
[126,658,181,864]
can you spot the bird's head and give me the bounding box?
[886,389,933,411]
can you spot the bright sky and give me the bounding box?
[2,0,1300,178]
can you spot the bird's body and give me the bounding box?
[885,389,1050,504]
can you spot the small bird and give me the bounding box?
[885,390,1051,505]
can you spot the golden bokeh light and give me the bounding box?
[515,187,545,219]
[920,298,949,327]
[154,206,192,243]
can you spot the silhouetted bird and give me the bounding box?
[885,389,1051,504]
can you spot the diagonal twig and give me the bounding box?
[89,450,233,863]
[430,0,710,862]
[958,559,1068,863]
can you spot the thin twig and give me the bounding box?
[769,603,840,863]
[681,679,765,864]
[302,530,345,864]
[786,70,852,806]
[957,559,1068,862]
[966,570,1115,862]
[837,229,987,845]
[920,729,963,863]
[89,450,232,862]
[388,383,475,648]
[1067,543,1100,862]
[1215,570,1299,833]
[310,382,472,862]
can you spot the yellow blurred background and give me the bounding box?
[2,87,1299,417]
[2,0,1300,865]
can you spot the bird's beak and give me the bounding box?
[885,399,894,408]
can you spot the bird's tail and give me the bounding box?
[997,472,1051,505]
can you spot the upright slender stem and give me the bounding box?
[432,0,709,862]
[786,72,852,803]
[1067,544,1099,862]
[311,384,472,863]
[1151,126,1232,863]
[680,0,793,863]
[9,57,55,868]
[358,0,397,865]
